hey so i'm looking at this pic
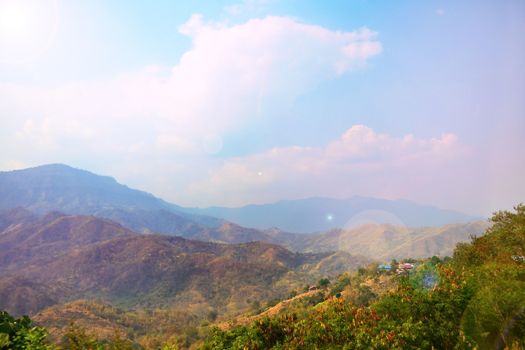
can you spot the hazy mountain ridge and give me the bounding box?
[0,164,489,266]
[188,196,480,233]
[280,221,490,260]
[0,164,172,213]
[0,165,291,244]
[1,164,480,238]
[0,164,224,232]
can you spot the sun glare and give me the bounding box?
[0,5,32,37]
[0,0,59,63]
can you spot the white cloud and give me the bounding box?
[185,125,469,206]
[2,15,382,158]
[0,15,389,207]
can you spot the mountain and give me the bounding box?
[188,196,481,233]
[17,236,366,311]
[0,164,487,263]
[0,164,267,242]
[281,221,490,260]
[0,165,303,244]
[0,164,178,214]
[0,213,369,316]
[1,165,480,238]
[0,211,136,272]
[0,207,37,232]
[0,212,137,315]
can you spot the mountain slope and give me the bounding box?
[0,207,37,232]
[0,213,369,316]
[283,221,490,260]
[0,276,61,316]
[189,196,480,233]
[0,164,177,213]
[0,164,296,244]
[0,164,268,242]
[18,235,361,308]
[0,212,136,272]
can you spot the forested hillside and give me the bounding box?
[1,205,523,349]
[202,205,525,349]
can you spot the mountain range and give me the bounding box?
[187,196,479,233]
[0,209,367,316]
[0,164,489,261]
[0,164,480,235]
[0,163,492,348]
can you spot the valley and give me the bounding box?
[0,164,518,349]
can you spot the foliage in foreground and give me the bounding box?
[201,205,525,349]
[0,311,53,350]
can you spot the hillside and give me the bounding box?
[0,165,486,255]
[189,196,480,233]
[0,164,223,232]
[32,299,201,348]
[0,207,37,231]
[282,221,490,260]
[18,236,366,311]
[202,205,525,349]
[0,164,177,214]
[0,211,136,272]
[0,276,61,316]
[0,213,369,317]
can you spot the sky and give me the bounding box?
[0,0,524,215]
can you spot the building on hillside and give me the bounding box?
[398,263,414,270]
[396,262,415,275]
[378,264,392,271]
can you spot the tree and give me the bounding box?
[0,311,55,350]
[318,278,330,289]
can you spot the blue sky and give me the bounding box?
[1,0,524,215]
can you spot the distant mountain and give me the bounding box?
[1,165,481,238]
[0,207,38,231]
[280,221,490,260]
[0,213,369,316]
[0,164,261,240]
[0,165,307,245]
[188,196,481,233]
[0,164,177,213]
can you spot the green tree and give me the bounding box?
[0,311,55,350]
[318,278,330,289]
